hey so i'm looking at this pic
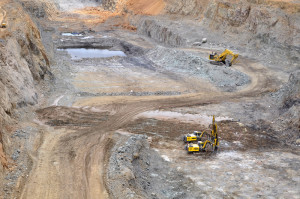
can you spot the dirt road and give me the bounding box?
[19,45,278,199]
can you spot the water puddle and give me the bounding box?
[62,32,84,36]
[81,36,94,39]
[58,48,127,60]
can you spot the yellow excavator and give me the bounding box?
[0,23,6,28]
[185,116,219,153]
[209,49,239,67]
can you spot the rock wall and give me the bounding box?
[165,0,300,55]
[90,0,300,53]
[102,0,117,11]
[20,0,58,19]
[271,70,300,144]
[0,0,50,182]
[137,18,185,46]
[129,0,299,68]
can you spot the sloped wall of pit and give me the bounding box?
[0,0,50,188]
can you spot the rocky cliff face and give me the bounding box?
[272,70,300,143]
[165,0,299,46]
[132,0,299,68]
[177,1,298,55]
[102,0,117,11]
[0,0,50,179]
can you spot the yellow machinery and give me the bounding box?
[209,49,239,67]
[185,143,200,153]
[1,23,6,28]
[183,131,207,143]
[184,116,219,153]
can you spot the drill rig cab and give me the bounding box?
[185,143,200,154]
[183,131,207,143]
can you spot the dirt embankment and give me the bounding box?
[0,0,51,190]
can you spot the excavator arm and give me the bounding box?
[228,51,239,65]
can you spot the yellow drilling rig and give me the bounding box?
[184,116,219,153]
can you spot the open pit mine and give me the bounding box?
[0,0,299,198]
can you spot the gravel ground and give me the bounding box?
[106,134,201,199]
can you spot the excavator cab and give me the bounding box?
[209,52,217,60]
[1,23,6,28]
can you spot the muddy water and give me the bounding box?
[58,48,126,60]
